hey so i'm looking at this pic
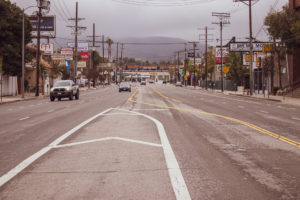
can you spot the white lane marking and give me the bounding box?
[260,110,269,114]
[54,137,162,148]
[292,117,300,121]
[238,105,244,109]
[132,109,169,111]
[0,108,113,187]
[116,108,191,200]
[19,117,30,121]
[48,110,54,113]
[102,113,139,116]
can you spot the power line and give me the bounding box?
[111,0,218,7]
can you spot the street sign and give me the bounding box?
[29,15,56,38]
[181,70,185,76]
[222,66,229,74]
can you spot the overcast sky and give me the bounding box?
[12,0,288,45]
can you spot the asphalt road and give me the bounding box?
[0,83,300,199]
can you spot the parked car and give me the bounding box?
[119,82,131,92]
[175,81,182,87]
[149,79,154,84]
[162,80,167,84]
[50,80,79,101]
[141,80,146,85]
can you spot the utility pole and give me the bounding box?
[199,27,214,90]
[102,35,105,63]
[212,12,230,92]
[177,51,180,82]
[193,42,196,88]
[120,43,124,81]
[67,2,86,82]
[234,0,255,95]
[87,23,100,87]
[116,42,119,84]
[35,3,42,96]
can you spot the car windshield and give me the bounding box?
[54,81,71,87]
[120,82,129,87]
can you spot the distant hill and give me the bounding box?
[114,36,205,62]
[51,36,205,62]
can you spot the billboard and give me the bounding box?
[40,43,53,55]
[29,15,56,38]
[230,42,269,52]
[67,43,89,52]
[77,52,89,61]
[61,48,73,61]
[51,54,65,62]
[215,47,229,58]
[215,57,227,64]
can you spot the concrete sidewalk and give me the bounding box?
[185,85,300,107]
[0,87,90,105]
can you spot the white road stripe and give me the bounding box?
[238,105,244,109]
[260,110,269,114]
[48,110,54,113]
[292,117,300,121]
[132,109,169,111]
[116,108,191,200]
[19,117,30,121]
[0,108,113,187]
[54,137,162,148]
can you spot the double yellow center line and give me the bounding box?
[128,88,300,148]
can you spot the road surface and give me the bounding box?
[0,83,300,199]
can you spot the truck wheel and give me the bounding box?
[58,97,61,101]
[69,92,73,100]
[75,90,79,100]
[50,96,55,101]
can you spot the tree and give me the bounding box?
[265,5,300,51]
[207,46,215,80]
[106,38,113,62]
[265,5,300,89]
[0,0,32,76]
[225,52,248,85]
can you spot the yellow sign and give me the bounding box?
[222,66,229,74]
[263,44,272,53]
[184,74,188,78]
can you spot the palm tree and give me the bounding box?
[106,38,114,62]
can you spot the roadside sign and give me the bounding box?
[215,47,229,58]
[51,54,65,61]
[61,48,73,61]
[230,42,269,52]
[65,60,70,70]
[188,52,194,58]
[40,43,53,55]
[263,44,272,53]
[222,66,229,74]
[181,70,185,76]
[67,43,89,52]
[29,15,56,38]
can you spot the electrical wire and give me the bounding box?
[111,0,217,7]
